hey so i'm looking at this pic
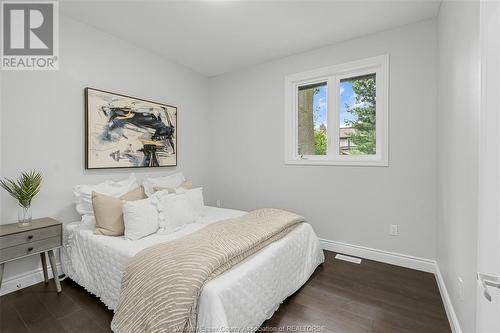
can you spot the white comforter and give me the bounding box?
[61,206,324,332]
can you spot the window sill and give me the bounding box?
[284,159,389,167]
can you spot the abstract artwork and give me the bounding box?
[85,88,177,169]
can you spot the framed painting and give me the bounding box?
[85,88,177,169]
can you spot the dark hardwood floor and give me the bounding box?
[0,251,451,333]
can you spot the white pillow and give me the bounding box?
[177,187,204,216]
[81,214,96,227]
[73,174,138,216]
[123,198,159,240]
[143,172,185,197]
[154,192,195,235]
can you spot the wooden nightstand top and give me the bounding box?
[0,217,61,237]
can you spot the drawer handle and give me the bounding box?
[27,247,34,252]
[27,235,34,240]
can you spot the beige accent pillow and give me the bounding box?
[93,186,146,236]
[153,179,193,193]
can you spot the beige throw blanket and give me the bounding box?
[111,208,304,333]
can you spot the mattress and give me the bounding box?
[61,206,324,332]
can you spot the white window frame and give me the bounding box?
[284,55,389,166]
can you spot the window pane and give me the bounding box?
[297,82,327,156]
[339,74,376,155]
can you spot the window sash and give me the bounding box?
[285,55,388,166]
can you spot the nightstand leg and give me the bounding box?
[47,250,61,293]
[40,252,49,283]
[0,263,4,289]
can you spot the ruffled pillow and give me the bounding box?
[152,192,196,235]
[143,172,185,197]
[74,174,138,216]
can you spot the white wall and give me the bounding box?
[206,20,438,260]
[437,2,480,332]
[0,16,210,280]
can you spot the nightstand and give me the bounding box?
[0,217,62,293]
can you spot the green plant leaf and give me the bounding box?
[0,170,42,208]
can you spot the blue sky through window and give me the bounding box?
[312,82,358,129]
[313,85,327,129]
[339,80,358,128]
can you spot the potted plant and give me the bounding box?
[0,170,43,227]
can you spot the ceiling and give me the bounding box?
[61,1,441,77]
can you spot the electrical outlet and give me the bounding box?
[216,199,221,208]
[389,224,399,236]
[458,277,465,300]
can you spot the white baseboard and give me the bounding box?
[434,264,463,333]
[0,263,62,296]
[320,238,436,273]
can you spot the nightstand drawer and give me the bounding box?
[0,225,61,249]
[0,236,61,262]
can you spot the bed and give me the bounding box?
[61,206,324,332]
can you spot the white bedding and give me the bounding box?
[61,206,324,332]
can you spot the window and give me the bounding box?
[285,55,388,166]
[297,81,328,156]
